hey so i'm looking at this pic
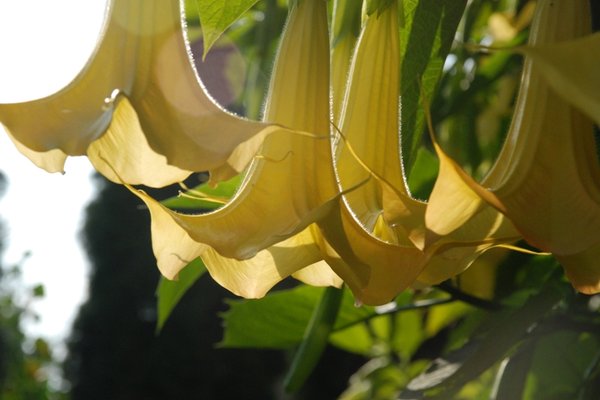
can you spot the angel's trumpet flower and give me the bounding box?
[426,0,600,294]
[0,0,282,187]
[305,2,425,305]
[324,1,519,300]
[128,0,343,297]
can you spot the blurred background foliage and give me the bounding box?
[0,175,63,400]
[1,0,600,399]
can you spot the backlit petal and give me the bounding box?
[318,200,427,305]
[335,2,406,229]
[1,0,274,185]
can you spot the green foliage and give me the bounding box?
[154,1,600,398]
[194,0,261,58]
[284,286,343,392]
[155,258,207,332]
[0,264,60,399]
[161,174,242,210]
[400,0,468,173]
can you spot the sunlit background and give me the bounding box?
[0,0,107,359]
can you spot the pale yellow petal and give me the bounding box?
[518,35,600,126]
[139,188,208,279]
[292,261,343,288]
[0,0,132,155]
[555,242,600,295]
[0,0,274,183]
[425,143,489,237]
[481,0,600,255]
[202,227,328,298]
[318,200,427,306]
[87,98,192,187]
[427,0,600,255]
[335,2,406,229]
[7,132,67,174]
[128,0,338,271]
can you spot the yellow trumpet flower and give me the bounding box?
[426,0,600,294]
[325,1,519,299]
[127,0,344,297]
[0,0,282,188]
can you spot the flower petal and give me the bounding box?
[335,3,406,229]
[0,0,132,156]
[517,34,600,126]
[7,131,68,174]
[479,0,600,256]
[133,187,331,297]
[318,200,427,306]
[87,97,191,187]
[201,227,329,298]
[292,261,343,288]
[1,0,274,184]
[555,243,600,295]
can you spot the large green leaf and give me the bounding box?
[195,0,261,58]
[220,285,377,349]
[523,331,600,400]
[221,285,436,357]
[155,258,207,332]
[284,286,343,392]
[400,0,467,173]
[400,282,564,399]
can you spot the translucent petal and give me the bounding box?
[335,3,406,229]
[7,132,68,174]
[0,0,273,184]
[292,261,344,288]
[424,0,600,292]
[518,34,600,127]
[318,200,427,306]
[126,0,340,294]
[202,228,330,298]
[479,0,600,255]
[132,187,332,296]
[87,98,191,187]
[556,242,600,295]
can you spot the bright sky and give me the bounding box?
[0,0,108,352]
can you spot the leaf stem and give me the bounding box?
[436,281,502,311]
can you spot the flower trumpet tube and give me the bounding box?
[334,0,407,230]
[0,0,281,187]
[426,0,600,293]
[311,2,430,305]
[128,0,343,297]
[327,1,519,293]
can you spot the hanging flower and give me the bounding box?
[129,0,521,305]
[0,0,284,188]
[425,0,600,294]
[126,0,344,297]
[0,0,537,305]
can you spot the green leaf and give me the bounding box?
[220,284,378,349]
[366,0,395,16]
[332,0,362,45]
[406,146,439,199]
[523,332,600,400]
[156,258,207,332]
[401,282,564,398]
[283,286,344,393]
[400,0,467,173]
[161,174,242,210]
[220,285,326,348]
[195,0,261,58]
[491,341,535,400]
